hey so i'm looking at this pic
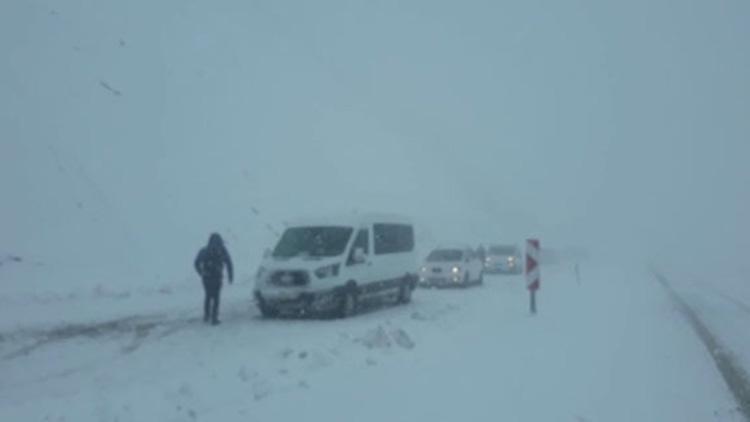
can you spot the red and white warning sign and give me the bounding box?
[526,238,540,291]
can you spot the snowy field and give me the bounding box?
[0,261,743,422]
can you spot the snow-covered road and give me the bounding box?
[667,273,750,380]
[658,268,750,420]
[0,264,743,421]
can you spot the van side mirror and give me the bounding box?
[263,248,271,259]
[353,247,366,264]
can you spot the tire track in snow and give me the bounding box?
[1,316,174,360]
[654,271,750,421]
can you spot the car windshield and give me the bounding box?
[489,246,518,255]
[427,249,464,262]
[273,226,353,258]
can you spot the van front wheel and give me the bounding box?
[338,289,358,318]
[258,301,279,318]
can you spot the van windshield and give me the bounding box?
[273,226,354,258]
[427,249,464,262]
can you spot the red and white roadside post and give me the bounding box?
[526,239,541,315]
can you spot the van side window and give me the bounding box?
[347,229,369,265]
[373,224,414,255]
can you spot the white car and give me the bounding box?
[419,247,484,287]
[254,214,418,318]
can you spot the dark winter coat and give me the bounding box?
[195,233,234,283]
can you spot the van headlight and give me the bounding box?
[314,264,340,279]
[421,266,428,272]
[451,266,461,274]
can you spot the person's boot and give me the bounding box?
[204,297,211,323]
[211,296,220,325]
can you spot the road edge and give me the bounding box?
[653,270,750,421]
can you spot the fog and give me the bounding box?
[2,0,748,283]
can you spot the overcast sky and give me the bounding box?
[1,0,748,280]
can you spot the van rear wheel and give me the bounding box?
[397,277,413,304]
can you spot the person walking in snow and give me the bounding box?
[194,233,234,325]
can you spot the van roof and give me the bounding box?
[285,212,413,229]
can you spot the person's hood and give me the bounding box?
[207,233,224,250]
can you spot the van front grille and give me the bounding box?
[270,271,309,287]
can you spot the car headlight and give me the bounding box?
[421,266,428,272]
[314,264,340,279]
[507,256,516,263]
[451,266,460,274]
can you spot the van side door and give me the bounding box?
[373,223,415,292]
[343,228,373,290]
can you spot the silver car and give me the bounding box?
[483,245,522,274]
[419,247,484,288]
